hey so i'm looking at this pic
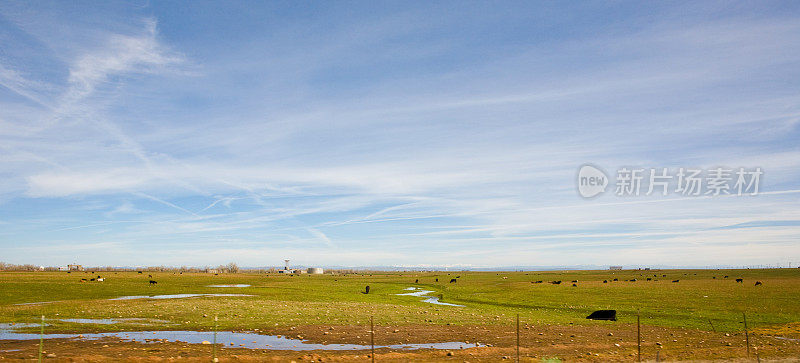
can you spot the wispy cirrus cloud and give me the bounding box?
[0,2,799,268]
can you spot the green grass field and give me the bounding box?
[1,268,798,335]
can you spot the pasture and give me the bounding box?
[1,268,799,361]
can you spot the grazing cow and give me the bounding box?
[755,281,763,286]
[736,278,743,283]
[586,310,617,321]
[435,278,438,282]
[137,271,142,274]
[613,278,619,281]
[148,274,152,278]
[533,280,543,284]
[502,277,508,280]
[724,276,729,278]
[90,278,96,281]
[571,280,578,283]
[646,278,652,281]
[630,279,637,282]
[713,276,716,279]
[450,278,457,283]
[603,280,608,283]
[672,280,679,283]
[662,274,667,277]
[364,285,370,294]
[456,276,461,278]
[415,279,419,283]
[97,278,104,282]
[551,280,562,285]
[80,278,87,282]
[572,283,577,287]
[149,280,157,285]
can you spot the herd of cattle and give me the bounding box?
[433,274,765,287]
[523,274,764,287]
[72,271,765,288]
[407,273,765,287]
[73,270,158,285]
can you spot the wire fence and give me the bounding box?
[10,310,770,362]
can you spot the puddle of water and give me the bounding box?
[58,318,170,325]
[421,297,464,307]
[775,336,800,342]
[0,323,46,329]
[60,318,117,324]
[396,288,464,307]
[110,294,252,300]
[207,284,251,288]
[396,289,435,297]
[0,327,480,351]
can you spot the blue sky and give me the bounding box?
[1,1,799,268]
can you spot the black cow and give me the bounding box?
[755,281,763,286]
[551,280,562,285]
[571,280,578,283]
[449,278,457,283]
[364,285,370,294]
[646,278,652,281]
[586,310,617,321]
[736,278,743,283]
[435,278,438,282]
[137,271,142,274]
[724,275,729,278]
[149,280,157,285]
[672,280,679,283]
[630,279,637,282]
[415,279,419,283]
[613,278,619,281]
[572,283,577,287]
[603,280,608,283]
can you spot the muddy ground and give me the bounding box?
[2,323,799,362]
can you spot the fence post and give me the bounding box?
[38,315,44,363]
[743,312,750,358]
[637,313,641,362]
[707,318,715,332]
[212,315,218,363]
[516,314,520,363]
[370,316,375,363]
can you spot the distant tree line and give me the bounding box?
[1,262,397,274]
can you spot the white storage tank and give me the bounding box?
[307,267,324,274]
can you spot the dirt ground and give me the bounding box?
[2,323,799,362]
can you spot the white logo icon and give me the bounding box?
[577,164,608,198]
